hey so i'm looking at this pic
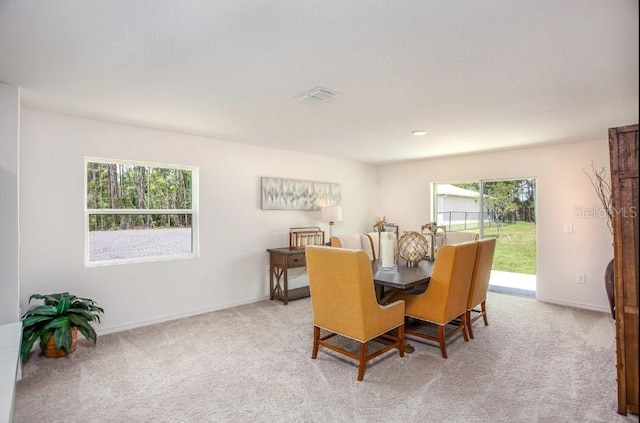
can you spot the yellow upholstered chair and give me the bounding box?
[466,238,497,339]
[330,234,376,260]
[391,241,478,358]
[305,245,405,381]
[364,232,379,260]
[445,231,479,245]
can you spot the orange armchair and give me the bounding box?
[466,238,497,339]
[391,241,477,358]
[305,245,405,381]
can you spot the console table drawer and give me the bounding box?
[287,254,306,268]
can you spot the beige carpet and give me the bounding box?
[14,292,639,423]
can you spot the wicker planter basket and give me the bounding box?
[43,326,78,358]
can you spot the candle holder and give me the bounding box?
[377,223,399,271]
[420,222,446,261]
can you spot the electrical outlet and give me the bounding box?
[577,273,586,284]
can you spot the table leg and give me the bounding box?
[375,285,385,302]
[269,266,275,300]
[282,266,289,305]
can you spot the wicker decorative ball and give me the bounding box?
[398,232,429,265]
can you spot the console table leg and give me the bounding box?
[269,266,275,300]
[283,267,289,305]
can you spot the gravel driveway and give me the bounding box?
[89,228,192,261]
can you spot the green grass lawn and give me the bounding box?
[451,221,536,274]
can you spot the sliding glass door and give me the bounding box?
[433,178,537,295]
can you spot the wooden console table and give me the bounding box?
[267,247,309,305]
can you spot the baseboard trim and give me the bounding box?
[535,296,611,314]
[95,293,612,335]
[96,295,270,336]
[488,284,536,298]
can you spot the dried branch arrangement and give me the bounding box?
[373,216,387,230]
[582,161,613,236]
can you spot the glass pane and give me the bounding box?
[88,214,193,262]
[87,162,192,210]
[148,167,192,209]
[435,182,481,231]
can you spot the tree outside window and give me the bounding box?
[85,158,198,266]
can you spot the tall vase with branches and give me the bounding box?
[583,161,615,319]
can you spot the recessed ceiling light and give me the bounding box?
[412,130,427,136]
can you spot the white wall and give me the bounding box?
[19,108,377,333]
[0,83,20,324]
[377,140,614,312]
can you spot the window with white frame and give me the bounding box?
[85,158,198,266]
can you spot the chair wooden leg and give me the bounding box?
[481,301,488,326]
[357,342,367,381]
[461,313,469,342]
[466,310,475,339]
[398,325,405,357]
[437,325,447,358]
[311,326,320,359]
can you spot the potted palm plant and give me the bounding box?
[21,292,104,362]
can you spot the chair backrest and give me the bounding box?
[305,245,384,341]
[330,234,375,261]
[364,232,378,260]
[424,241,478,323]
[445,231,479,245]
[467,238,497,309]
[330,234,360,250]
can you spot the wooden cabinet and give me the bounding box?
[609,123,639,416]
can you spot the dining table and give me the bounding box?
[372,259,434,304]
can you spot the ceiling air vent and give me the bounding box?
[296,87,339,105]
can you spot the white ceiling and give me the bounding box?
[1,0,638,164]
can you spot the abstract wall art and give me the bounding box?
[261,177,341,210]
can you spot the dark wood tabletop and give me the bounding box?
[372,260,434,291]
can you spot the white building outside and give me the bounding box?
[436,184,489,230]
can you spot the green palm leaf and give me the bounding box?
[56,296,71,314]
[71,315,98,344]
[20,331,41,362]
[22,314,56,327]
[43,316,71,331]
[23,304,56,314]
[53,327,72,352]
[23,305,58,317]
[68,308,101,323]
